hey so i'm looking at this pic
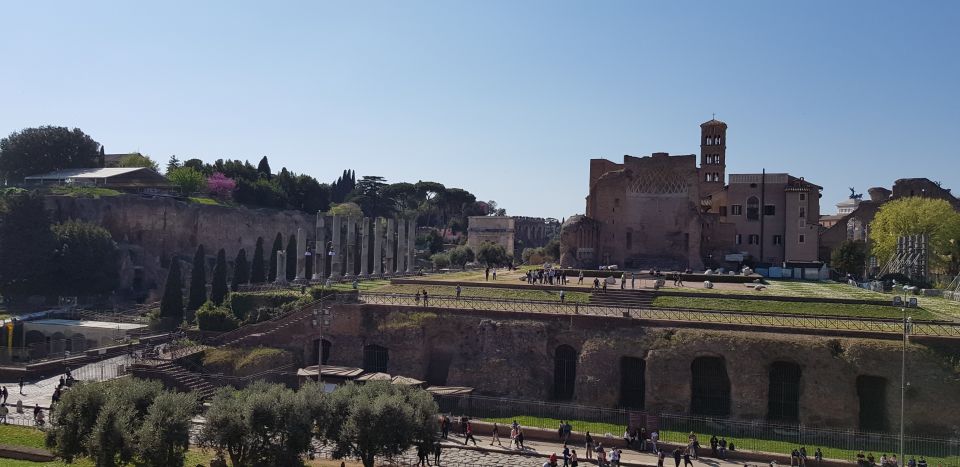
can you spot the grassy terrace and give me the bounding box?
[371,283,592,303]
[652,296,940,320]
[48,186,121,198]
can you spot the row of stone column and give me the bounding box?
[275,213,418,284]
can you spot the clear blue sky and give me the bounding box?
[2,1,958,219]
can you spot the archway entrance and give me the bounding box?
[857,375,888,431]
[619,357,646,409]
[362,344,389,373]
[553,345,577,401]
[767,361,802,421]
[691,356,731,416]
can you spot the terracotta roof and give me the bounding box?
[356,372,392,382]
[391,376,426,386]
[700,119,727,127]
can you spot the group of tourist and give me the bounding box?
[525,268,569,285]
[856,451,931,467]
[787,445,823,466]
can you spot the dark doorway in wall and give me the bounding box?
[554,345,577,401]
[767,361,802,421]
[691,356,731,416]
[311,339,332,366]
[857,375,888,431]
[362,344,389,373]
[619,356,646,409]
[426,352,453,386]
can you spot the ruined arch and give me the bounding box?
[619,356,646,409]
[553,345,577,401]
[362,344,389,373]
[311,339,332,366]
[691,356,731,416]
[767,361,802,422]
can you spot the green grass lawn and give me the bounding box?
[478,416,958,465]
[371,283,592,303]
[652,296,939,320]
[49,186,121,198]
[188,196,224,205]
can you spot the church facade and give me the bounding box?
[560,120,822,270]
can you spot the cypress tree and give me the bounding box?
[250,237,266,284]
[257,156,271,179]
[268,233,282,282]
[211,248,228,305]
[232,248,249,292]
[160,259,184,321]
[285,234,297,281]
[187,245,207,310]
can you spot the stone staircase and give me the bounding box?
[213,301,321,348]
[133,360,217,400]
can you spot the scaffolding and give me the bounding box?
[877,234,928,283]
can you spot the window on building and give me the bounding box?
[799,207,806,218]
[747,196,760,220]
[799,193,806,201]
[799,234,806,244]
[748,234,760,245]
[731,205,743,215]
[764,205,776,216]
[735,234,742,245]
[705,173,711,182]
[626,231,632,250]
[773,235,783,245]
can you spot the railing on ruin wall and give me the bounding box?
[356,292,960,338]
[434,394,960,464]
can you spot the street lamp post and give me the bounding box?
[899,304,912,464]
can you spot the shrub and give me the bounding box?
[196,301,239,332]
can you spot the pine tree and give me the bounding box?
[250,237,266,284]
[211,248,228,305]
[268,233,282,282]
[159,259,184,321]
[187,245,207,310]
[285,234,297,281]
[231,248,249,292]
[257,156,272,179]
[166,155,181,174]
[98,146,106,167]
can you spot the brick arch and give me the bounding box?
[554,344,578,401]
[767,361,802,422]
[362,344,389,373]
[690,355,730,416]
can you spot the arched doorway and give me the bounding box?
[619,356,646,409]
[857,375,888,431]
[553,345,577,401]
[362,344,389,373]
[767,361,802,421]
[690,356,731,416]
[311,339,332,366]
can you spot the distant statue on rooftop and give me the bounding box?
[849,187,863,200]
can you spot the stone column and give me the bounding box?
[406,220,416,273]
[372,217,383,277]
[345,217,357,279]
[396,218,407,274]
[312,213,327,281]
[329,215,342,281]
[359,217,370,278]
[295,227,306,281]
[384,218,395,276]
[274,250,288,285]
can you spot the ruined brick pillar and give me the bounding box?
[384,218,395,276]
[359,217,370,278]
[345,218,356,280]
[274,250,288,285]
[312,212,327,281]
[329,215,342,281]
[372,217,384,277]
[406,219,416,273]
[396,218,407,274]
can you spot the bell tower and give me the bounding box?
[699,117,727,196]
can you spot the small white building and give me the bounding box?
[22,319,147,356]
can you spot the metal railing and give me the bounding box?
[434,394,960,464]
[357,292,960,337]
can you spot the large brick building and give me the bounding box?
[561,120,822,270]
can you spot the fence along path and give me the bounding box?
[357,292,960,338]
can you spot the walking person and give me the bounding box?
[560,289,565,303]
[585,432,594,460]
[492,268,497,280]
[673,448,683,467]
[19,377,24,395]
[456,284,462,299]
[578,270,584,284]
[658,450,666,467]
[464,421,477,446]
[510,426,518,449]
[631,272,636,289]
[422,289,429,306]
[433,442,442,466]
[516,428,525,450]
[563,445,571,467]
[570,450,579,467]
[490,422,502,446]
[485,267,490,281]
[0,403,8,425]
[683,449,694,467]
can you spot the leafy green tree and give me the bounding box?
[188,245,207,310]
[134,391,197,467]
[0,126,101,183]
[285,233,297,281]
[159,259,184,324]
[430,252,450,269]
[831,240,868,278]
[167,167,205,195]
[51,220,119,296]
[448,245,475,270]
[317,381,438,467]
[234,177,286,208]
[250,237,266,284]
[116,153,160,172]
[424,230,444,254]
[256,156,271,179]
[477,241,510,267]
[0,190,57,298]
[232,248,249,291]
[211,248,228,305]
[199,382,315,467]
[328,202,363,218]
[268,233,282,282]
[350,175,395,218]
[870,197,960,274]
[544,238,561,262]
